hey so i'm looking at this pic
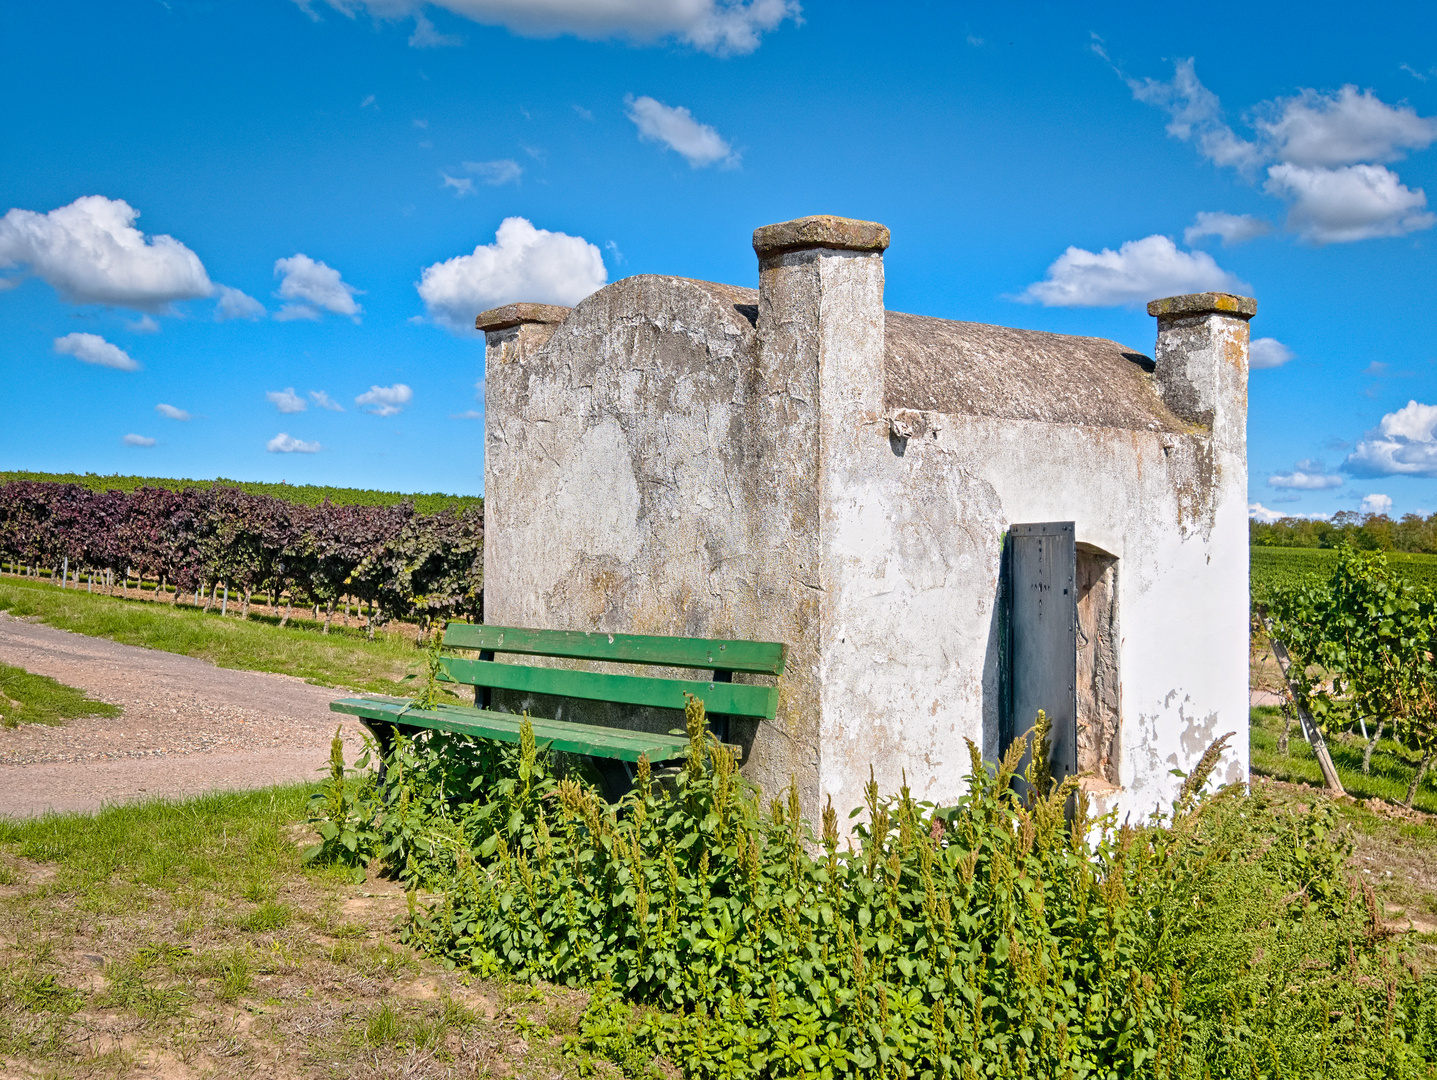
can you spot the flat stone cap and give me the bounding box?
[1146,292,1257,320]
[475,302,571,332]
[753,215,890,260]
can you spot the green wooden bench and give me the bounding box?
[330,623,787,779]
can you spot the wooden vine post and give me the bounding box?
[1260,612,1345,796]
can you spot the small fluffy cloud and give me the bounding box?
[267,432,321,453]
[1130,61,1437,245]
[1346,400,1437,477]
[1248,502,1285,523]
[267,387,307,414]
[122,434,157,447]
[297,0,799,56]
[53,332,139,371]
[1361,493,1394,515]
[1255,85,1437,168]
[215,285,265,320]
[1269,460,1343,489]
[309,390,344,411]
[1018,234,1247,308]
[625,95,736,167]
[273,254,362,321]
[417,217,606,331]
[451,409,484,419]
[356,383,412,416]
[465,159,523,185]
[1264,163,1435,243]
[1250,337,1295,369]
[127,315,160,333]
[0,196,212,310]
[1183,211,1272,246]
[155,403,191,421]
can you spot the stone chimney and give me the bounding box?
[1147,292,1255,450]
[753,216,890,421]
[476,303,570,371]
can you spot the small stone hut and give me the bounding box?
[477,215,1252,824]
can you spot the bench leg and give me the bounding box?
[359,720,399,783]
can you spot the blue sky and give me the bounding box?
[2,1,1434,517]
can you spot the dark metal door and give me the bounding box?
[1005,522,1077,782]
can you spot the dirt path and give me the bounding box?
[0,613,367,817]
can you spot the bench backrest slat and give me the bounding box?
[439,657,779,720]
[443,623,786,675]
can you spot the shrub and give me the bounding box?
[312,701,1437,1078]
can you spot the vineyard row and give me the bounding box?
[0,480,483,634]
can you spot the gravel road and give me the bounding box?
[0,613,367,817]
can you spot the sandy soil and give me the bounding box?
[0,613,367,818]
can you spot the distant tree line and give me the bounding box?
[1250,511,1437,554]
[0,480,482,634]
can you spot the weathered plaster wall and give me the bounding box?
[812,407,1249,822]
[482,274,824,806]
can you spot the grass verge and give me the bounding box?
[0,785,585,1079]
[1251,704,1437,814]
[0,577,433,696]
[0,663,121,729]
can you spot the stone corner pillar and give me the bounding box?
[751,215,891,824]
[1147,291,1255,451]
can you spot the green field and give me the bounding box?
[1251,544,1437,596]
[0,470,482,515]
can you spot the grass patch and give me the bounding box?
[0,783,584,1078]
[1251,704,1437,814]
[0,662,121,729]
[0,576,433,695]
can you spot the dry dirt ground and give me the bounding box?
[0,842,596,1079]
[0,614,367,818]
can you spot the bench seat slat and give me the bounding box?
[442,623,786,675]
[439,657,778,719]
[330,698,697,763]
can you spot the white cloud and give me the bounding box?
[409,11,462,46]
[155,403,191,421]
[1249,502,1332,522]
[1018,234,1247,308]
[267,387,307,413]
[1250,337,1294,369]
[465,159,523,185]
[215,284,265,320]
[273,254,362,321]
[356,383,413,416]
[0,196,213,310]
[1128,59,1263,173]
[122,433,157,447]
[417,216,606,331]
[1346,400,1437,477]
[1254,85,1437,168]
[1264,163,1435,243]
[126,314,161,333]
[625,95,736,167]
[53,332,139,371]
[1269,459,1343,489]
[267,432,321,453]
[297,0,799,56]
[451,409,484,419]
[309,390,344,411]
[1130,61,1437,245]
[442,174,477,197]
[1183,211,1272,246]
[1361,493,1394,515]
